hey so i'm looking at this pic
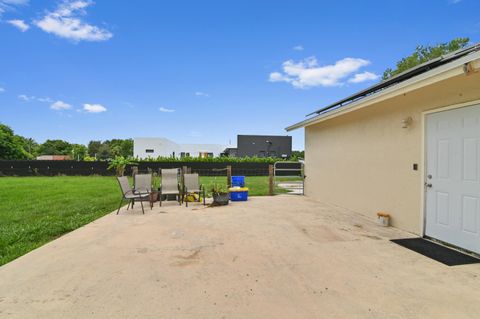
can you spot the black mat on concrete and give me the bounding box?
[391,238,480,266]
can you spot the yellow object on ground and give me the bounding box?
[376,211,390,217]
[184,194,199,202]
[228,187,249,192]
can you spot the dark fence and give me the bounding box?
[0,160,300,177]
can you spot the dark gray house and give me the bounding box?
[223,135,292,158]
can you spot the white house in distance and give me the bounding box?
[133,137,226,159]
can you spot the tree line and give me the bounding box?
[0,123,132,160]
[382,38,469,79]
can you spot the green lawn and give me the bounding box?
[0,176,122,266]
[0,175,299,265]
[199,176,290,196]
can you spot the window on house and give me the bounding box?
[145,149,154,153]
[198,152,214,158]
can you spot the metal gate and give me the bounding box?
[274,161,304,195]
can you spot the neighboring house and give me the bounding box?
[222,147,238,157]
[133,137,226,159]
[287,44,480,254]
[36,155,71,160]
[223,135,292,158]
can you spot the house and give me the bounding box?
[287,44,480,254]
[36,155,71,160]
[133,137,226,159]
[222,147,238,157]
[222,135,292,158]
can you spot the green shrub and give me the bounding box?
[134,156,289,164]
[108,156,137,176]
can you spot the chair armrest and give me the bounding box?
[133,187,150,195]
[123,189,134,196]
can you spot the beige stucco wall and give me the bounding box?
[304,71,480,234]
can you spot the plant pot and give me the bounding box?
[150,191,159,202]
[212,192,229,206]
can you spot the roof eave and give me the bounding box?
[285,51,480,132]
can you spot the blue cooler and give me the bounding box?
[229,187,248,201]
[231,176,245,187]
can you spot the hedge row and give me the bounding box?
[128,156,285,163]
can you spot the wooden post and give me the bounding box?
[226,165,232,188]
[268,164,274,196]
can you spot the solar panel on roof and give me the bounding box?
[306,43,480,118]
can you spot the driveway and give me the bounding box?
[1,196,479,318]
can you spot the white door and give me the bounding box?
[425,104,480,254]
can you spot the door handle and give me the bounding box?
[425,183,432,188]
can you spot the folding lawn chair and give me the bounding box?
[160,168,181,206]
[116,176,149,214]
[134,173,153,209]
[183,173,206,207]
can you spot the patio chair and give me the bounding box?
[183,173,206,207]
[134,173,153,209]
[116,176,150,214]
[160,168,181,206]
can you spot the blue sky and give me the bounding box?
[1,0,479,150]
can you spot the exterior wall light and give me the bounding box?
[401,116,413,128]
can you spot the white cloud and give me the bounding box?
[83,103,106,113]
[37,97,53,103]
[269,72,291,83]
[0,0,28,15]
[0,87,5,93]
[195,91,210,97]
[269,56,373,88]
[18,94,32,101]
[449,0,461,4]
[34,0,113,42]
[50,100,72,110]
[7,19,29,32]
[159,107,175,113]
[293,45,304,51]
[18,94,55,103]
[348,71,379,84]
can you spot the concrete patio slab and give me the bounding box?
[1,196,479,318]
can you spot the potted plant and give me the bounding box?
[107,156,136,176]
[150,172,160,202]
[210,183,229,206]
